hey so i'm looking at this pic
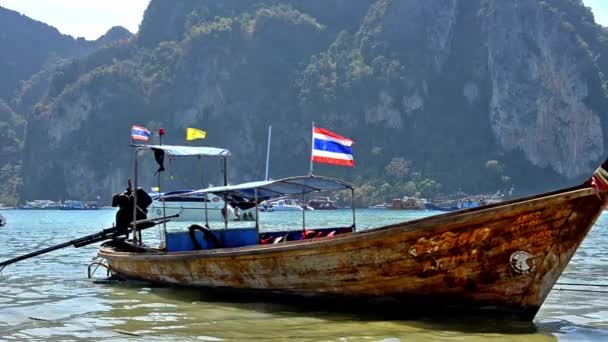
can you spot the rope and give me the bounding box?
[554,288,608,294]
[556,282,608,287]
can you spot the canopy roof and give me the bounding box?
[180,175,354,201]
[133,144,231,157]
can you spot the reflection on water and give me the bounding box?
[0,209,607,340]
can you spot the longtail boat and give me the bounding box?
[95,147,608,320]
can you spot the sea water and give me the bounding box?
[0,209,607,341]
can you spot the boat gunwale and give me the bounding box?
[99,184,599,261]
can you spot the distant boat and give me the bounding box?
[267,198,313,211]
[425,195,497,212]
[307,196,338,210]
[61,200,99,210]
[0,212,5,227]
[386,196,425,210]
[259,201,274,212]
[18,200,62,210]
[424,202,458,211]
[149,190,238,222]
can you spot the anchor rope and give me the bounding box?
[554,288,608,294]
[556,282,608,287]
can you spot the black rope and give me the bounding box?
[556,282,608,287]
[554,288,608,294]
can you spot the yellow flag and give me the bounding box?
[186,127,206,141]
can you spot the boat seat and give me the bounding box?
[259,227,353,244]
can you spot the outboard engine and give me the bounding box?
[112,181,153,237]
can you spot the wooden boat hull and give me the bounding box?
[99,185,607,320]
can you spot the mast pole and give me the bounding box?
[309,121,315,175]
[265,126,272,181]
[351,188,356,232]
[132,149,139,244]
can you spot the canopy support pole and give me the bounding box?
[223,157,228,230]
[302,191,306,233]
[159,133,166,247]
[351,188,356,232]
[255,188,260,241]
[202,158,209,227]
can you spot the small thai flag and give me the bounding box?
[131,125,151,142]
[311,127,354,167]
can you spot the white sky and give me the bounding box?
[0,0,151,40]
[584,0,608,27]
[0,0,606,41]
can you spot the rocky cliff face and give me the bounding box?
[13,0,608,203]
[0,6,132,101]
[486,0,605,178]
[0,6,132,204]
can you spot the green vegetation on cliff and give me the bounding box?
[4,0,608,207]
[0,100,24,205]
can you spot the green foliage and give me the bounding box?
[9,0,608,203]
[385,157,411,179]
[0,100,24,205]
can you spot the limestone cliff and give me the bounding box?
[486,0,605,178]
[0,6,132,101]
[14,0,608,204]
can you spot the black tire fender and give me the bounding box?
[188,224,222,249]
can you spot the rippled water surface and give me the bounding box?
[1,209,608,341]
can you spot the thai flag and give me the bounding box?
[311,127,354,167]
[131,125,151,142]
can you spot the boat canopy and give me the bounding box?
[133,144,231,157]
[180,175,354,201]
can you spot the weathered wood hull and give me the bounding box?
[99,185,607,320]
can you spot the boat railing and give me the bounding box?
[168,175,357,249]
[131,144,231,247]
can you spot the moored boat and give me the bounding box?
[0,212,5,227]
[267,198,313,211]
[148,190,237,222]
[98,160,608,321]
[18,200,62,210]
[61,200,99,210]
[307,196,338,210]
[386,196,425,210]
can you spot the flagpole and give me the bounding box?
[309,121,315,175]
[265,125,272,181]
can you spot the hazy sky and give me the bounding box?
[0,0,606,40]
[584,0,608,27]
[0,0,150,40]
